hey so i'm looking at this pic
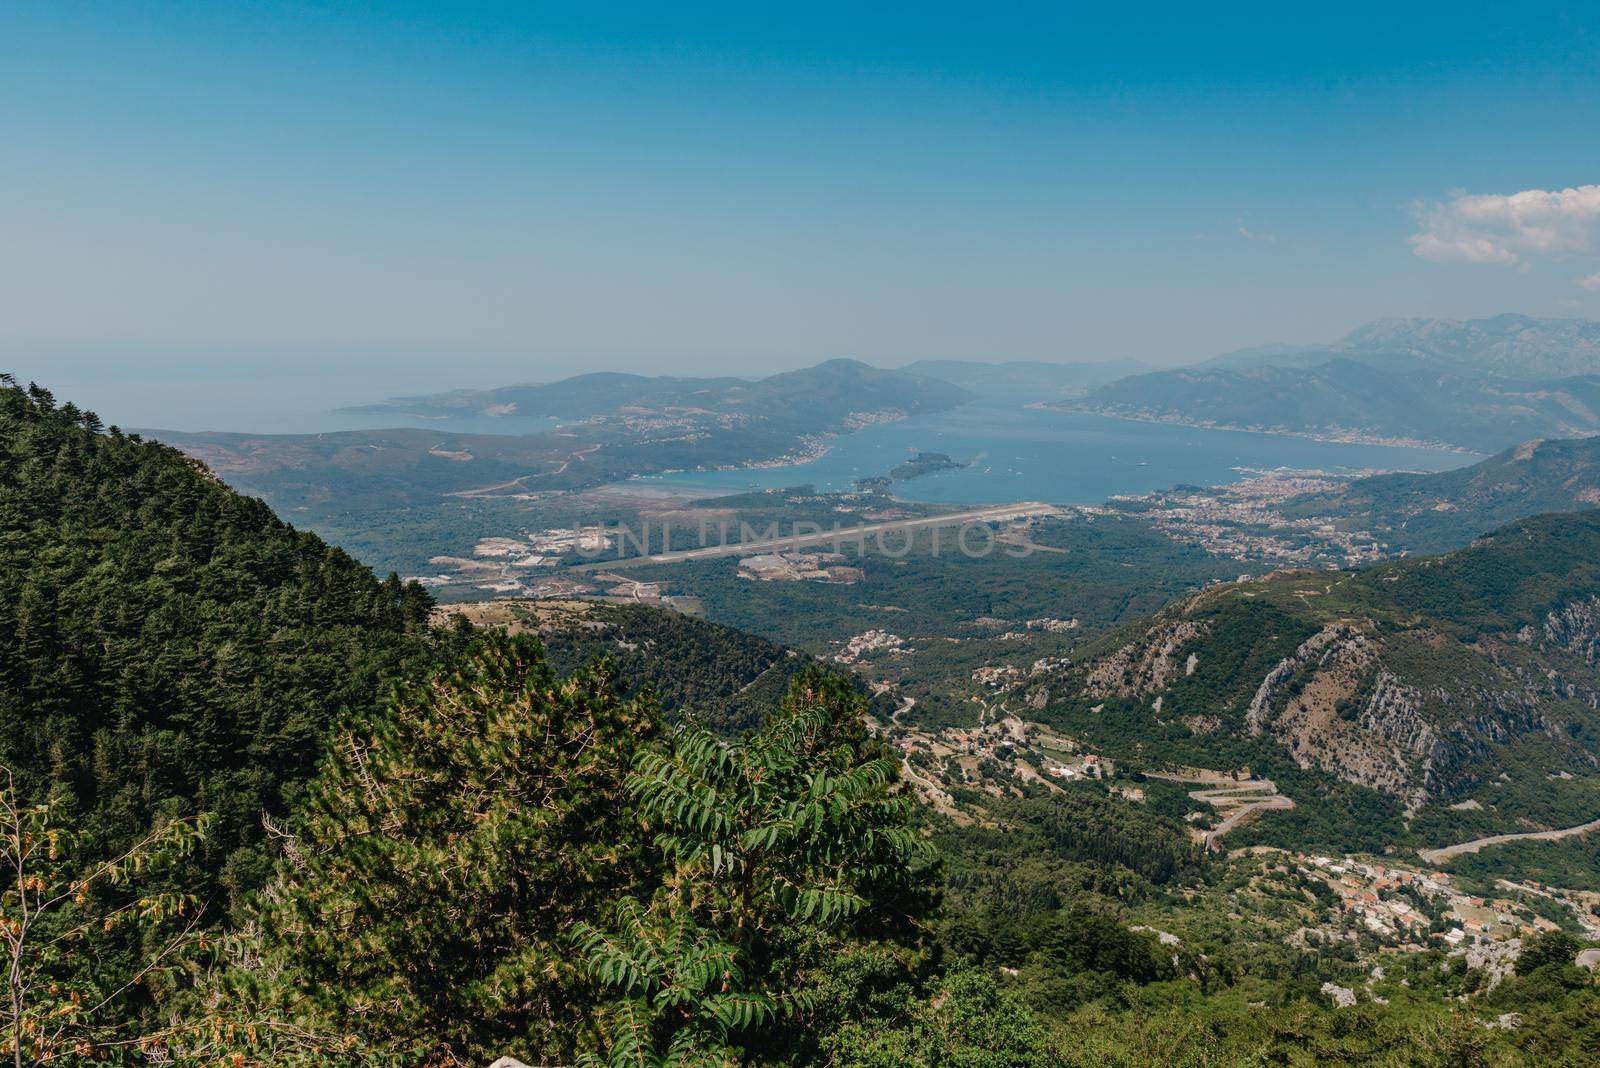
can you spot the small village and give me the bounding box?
[834,629,912,665]
[1284,854,1600,953]
[869,674,1600,961]
[1109,469,1397,567]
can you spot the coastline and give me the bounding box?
[1033,403,1476,456]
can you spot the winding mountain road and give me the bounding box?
[1145,772,1295,850]
[1419,814,1600,865]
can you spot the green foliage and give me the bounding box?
[0,768,211,1066]
[822,966,1055,1068]
[1055,986,1517,1068]
[1515,930,1582,974]
[576,668,932,1065]
[226,633,661,1066]
[1377,509,1600,636]
[534,602,813,735]
[933,793,1195,1017]
[0,379,454,923]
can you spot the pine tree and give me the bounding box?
[219,633,662,1065]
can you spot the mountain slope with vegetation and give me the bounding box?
[0,377,458,917]
[438,598,821,735]
[3,377,1597,1065]
[1067,357,1600,452]
[1039,509,1600,850]
[1281,435,1600,555]
[153,359,974,519]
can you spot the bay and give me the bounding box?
[623,396,1475,505]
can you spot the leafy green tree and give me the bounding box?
[1516,930,1581,975]
[0,767,210,1067]
[576,668,930,1066]
[821,966,1054,1068]
[218,634,661,1066]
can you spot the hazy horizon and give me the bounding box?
[6,3,1600,414]
[6,305,1598,433]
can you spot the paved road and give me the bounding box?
[1186,781,1295,849]
[1201,791,1295,849]
[570,502,1059,571]
[1419,814,1600,865]
[1145,773,1295,850]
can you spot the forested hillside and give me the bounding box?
[439,598,825,734]
[1281,435,1600,555]
[1042,509,1600,851]
[0,378,462,916]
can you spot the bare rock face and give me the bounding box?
[1244,626,1437,806]
[1321,982,1358,1008]
[1245,625,1352,734]
[1453,937,1523,992]
[1060,525,1600,814]
[1544,596,1600,665]
[1083,619,1209,698]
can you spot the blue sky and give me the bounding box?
[4,1,1600,400]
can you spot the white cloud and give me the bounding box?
[1235,214,1275,244]
[1578,272,1600,292]
[1409,185,1600,267]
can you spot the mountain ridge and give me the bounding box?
[1279,435,1600,554]
[1038,508,1600,850]
[1066,357,1600,453]
[341,357,973,423]
[1202,314,1600,379]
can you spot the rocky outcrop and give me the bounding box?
[1083,619,1209,699]
[1255,628,1437,805]
[1544,596,1600,665]
[1244,625,1354,735]
[1452,937,1523,992]
[1321,982,1357,1008]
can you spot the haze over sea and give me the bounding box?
[9,347,1472,505]
[624,395,1473,506]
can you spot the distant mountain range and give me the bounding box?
[341,358,972,425]
[1205,314,1600,379]
[1066,315,1600,453]
[155,359,975,516]
[897,358,1151,397]
[1341,314,1600,379]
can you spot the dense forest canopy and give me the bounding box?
[0,378,457,914]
